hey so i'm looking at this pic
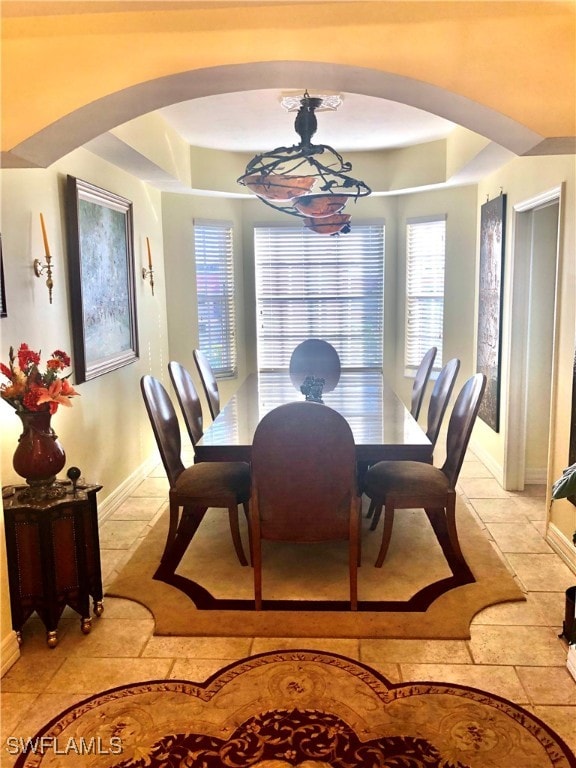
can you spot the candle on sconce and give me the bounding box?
[39,213,51,258]
[146,237,153,270]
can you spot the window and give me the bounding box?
[254,223,384,370]
[405,215,446,373]
[194,220,237,378]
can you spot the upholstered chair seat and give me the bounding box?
[364,460,450,499]
[173,461,250,500]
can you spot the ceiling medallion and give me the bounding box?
[237,91,371,235]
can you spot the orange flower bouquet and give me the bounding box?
[1,343,79,414]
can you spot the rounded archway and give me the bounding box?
[3,62,543,169]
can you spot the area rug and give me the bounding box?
[12,650,575,768]
[106,496,525,638]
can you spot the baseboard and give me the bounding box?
[469,438,504,484]
[97,454,160,523]
[1,630,20,676]
[524,467,548,484]
[470,441,546,487]
[546,522,576,575]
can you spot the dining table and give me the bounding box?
[194,370,432,466]
[157,370,432,577]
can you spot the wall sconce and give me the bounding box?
[33,213,54,304]
[141,237,155,295]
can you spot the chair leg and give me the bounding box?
[253,537,262,610]
[375,505,395,567]
[424,502,467,569]
[444,494,465,563]
[157,504,207,574]
[369,500,384,531]
[242,502,253,566]
[227,505,248,566]
[350,498,360,610]
[350,555,358,611]
[163,497,180,560]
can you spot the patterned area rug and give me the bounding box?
[107,496,525,638]
[12,651,575,768]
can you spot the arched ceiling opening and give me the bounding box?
[0,62,550,170]
[2,1,574,184]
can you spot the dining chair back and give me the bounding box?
[140,375,250,568]
[250,400,361,609]
[289,338,341,392]
[193,349,220,420]
[141,374,185,488]
[363,373,486,568]
[411,346,437,420]
[425,357,460,448]
[441,372,487,488]
[168,361,204,446]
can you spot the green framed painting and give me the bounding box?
[66,176,139,383]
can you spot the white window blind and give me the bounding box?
[194,220,237,378]
[254,223,384,370]
[405,215,446,372]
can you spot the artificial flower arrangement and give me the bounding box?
[0,343,79,414]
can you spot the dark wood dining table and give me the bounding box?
[195,370,432,465]
[158,370,432,577]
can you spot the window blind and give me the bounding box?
[254,223,384,370]
[194,220,237,378]
[405,215,446,372]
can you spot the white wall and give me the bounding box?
[394,185,479,410]
[161,192,248,411]
[0,148,170,659]
[474,155,576,557]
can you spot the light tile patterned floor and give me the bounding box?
[2,450,575,763]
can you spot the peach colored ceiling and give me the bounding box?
[2,1,575,159]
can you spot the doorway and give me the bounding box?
[504,187,561,491]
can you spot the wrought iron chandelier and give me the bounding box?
[237,91,371,235]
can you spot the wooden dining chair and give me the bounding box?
[168,360,204,446]
[425,357,461,449]
[363,373,486,568]
[289,338,342,392]
[193,349,220,420]
[410,346,437,420]
[366,357,460,528]
[250,400,361,610]
[140,375,251,567]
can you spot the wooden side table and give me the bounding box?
[2,482,103,647]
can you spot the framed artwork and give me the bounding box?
[476,194,506,432]
[66,176,139,383]
[0,234,6,318]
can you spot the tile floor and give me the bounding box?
[2,448,576,763]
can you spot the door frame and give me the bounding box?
[503,185,563,491]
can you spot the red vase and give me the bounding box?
[12,410,66,488]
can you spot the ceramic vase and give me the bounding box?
[12,410,66,489]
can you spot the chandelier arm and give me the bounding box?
[302,154,371,197]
